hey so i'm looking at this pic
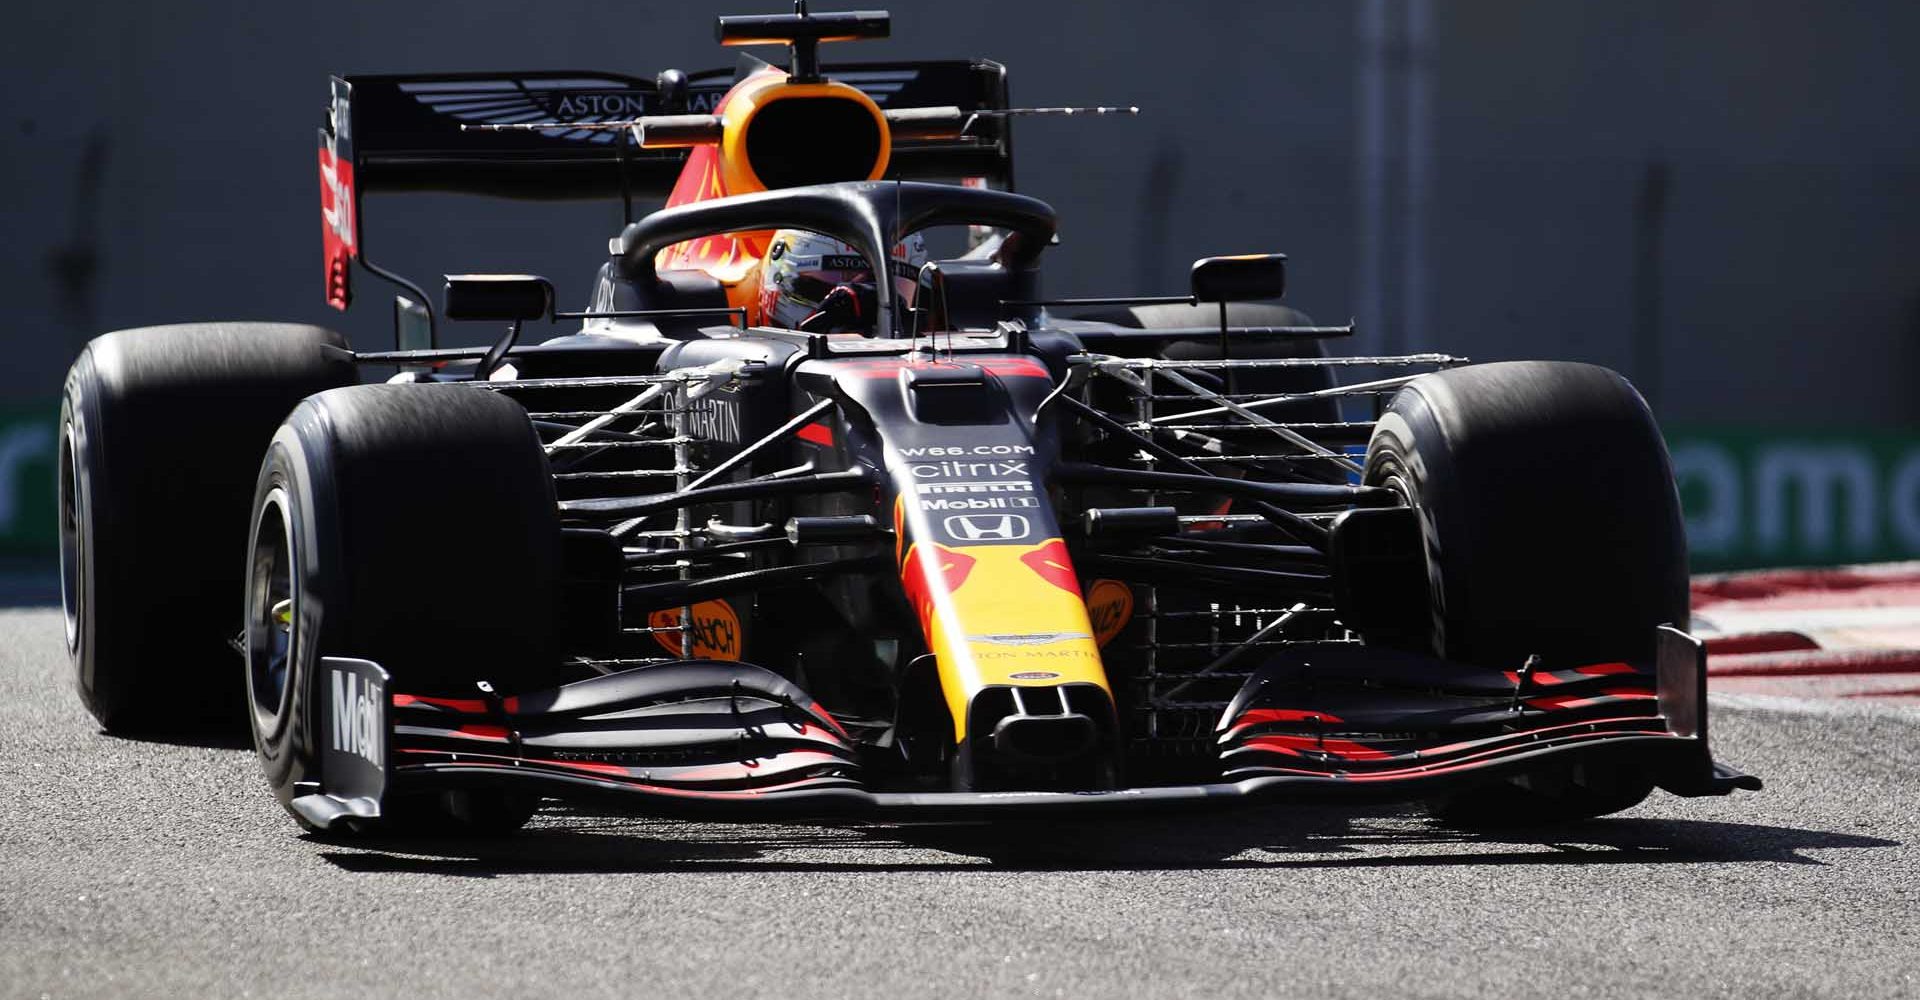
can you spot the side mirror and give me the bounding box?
[393,294,433,351]
[1190,253,1286,303]
[443,274,554,322]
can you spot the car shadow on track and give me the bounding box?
[100,727,254,750]
[314,802,1900,877]
[891,809,1901,870]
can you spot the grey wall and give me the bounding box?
[5,0,1916,424]
[1428,2,1920,423]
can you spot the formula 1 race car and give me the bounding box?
[58,7,1757,834]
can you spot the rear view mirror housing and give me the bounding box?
[1190,253,1286,303]
[443,274,554,322]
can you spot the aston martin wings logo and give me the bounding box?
[398,77,701,145]
[398,70,922,146]
[818,69,920,101]
[968,632,1093,646]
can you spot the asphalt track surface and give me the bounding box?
[3,602,1916,1000]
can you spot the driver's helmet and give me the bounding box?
[758,229,928,334]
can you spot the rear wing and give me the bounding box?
[318,60,1012,310]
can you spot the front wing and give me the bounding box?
[292,627,1758,830]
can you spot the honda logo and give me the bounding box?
[944,513,1031,541]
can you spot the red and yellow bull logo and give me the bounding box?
[899,535,1110,739]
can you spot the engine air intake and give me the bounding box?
[745,97,885,189]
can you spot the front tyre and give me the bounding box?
[1361,361,1688,824]
[246,384,561,834]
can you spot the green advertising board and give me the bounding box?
[0,404,1915,572]
[0,405,57,558]
[1667,427,1920,572]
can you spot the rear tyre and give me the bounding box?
[1080,302,1340,425]
[59,323,356,734]
[246,384,561,834]
[1361,361,1688,824]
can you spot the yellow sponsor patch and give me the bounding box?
[1084,579,1135,647]
[649,599,744,660]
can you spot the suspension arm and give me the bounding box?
[1052,394,1332,546]
[1057,463,1398,510]
[559,468,874,521]
[623,554,893,609]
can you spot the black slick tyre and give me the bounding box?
[1361,361,1688,823]
[59,323,356,734]
[245,383,560,834]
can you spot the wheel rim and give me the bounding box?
[57,426,82,656]
[247,487,298,729]
[1386,467,1447,657]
